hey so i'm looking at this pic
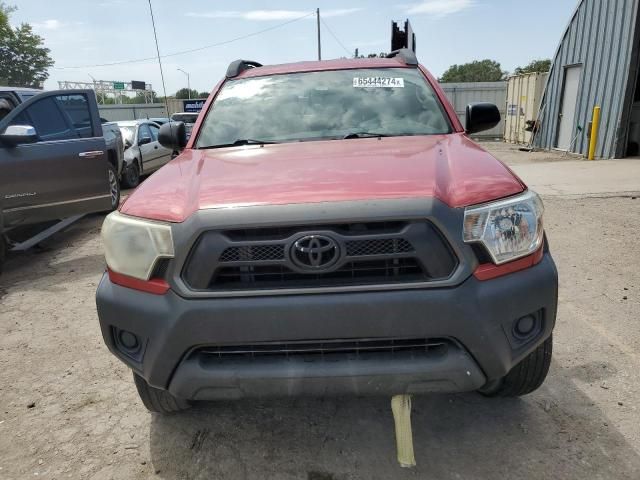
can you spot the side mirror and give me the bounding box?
[465,103,501,135]
[158,121,187,151]
[0,125,38,146]
[138,136,152,146]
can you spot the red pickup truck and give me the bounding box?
[96,50,558,413]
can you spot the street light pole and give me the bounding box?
[177,68,191,99]
[316,8,321,61]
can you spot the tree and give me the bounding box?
[439,60,507,83]
[514,59,552,75]
[175,88,200,99]
[0,3,54,88]
[122,90,158,104]
[353,49,388,59]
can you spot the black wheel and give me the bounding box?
[480,335,553,397]
[107,163,121,211]
[121,161,140,189]
[0,234,6,274]
[133,373,191,414]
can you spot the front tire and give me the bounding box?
[0,234,6,274]
[480,335,553,397]
[107,163,121,212]
[121,161,140,189]
[133,373,191,414]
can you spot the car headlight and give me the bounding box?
[463,190,544,264]
[101,211,174,280]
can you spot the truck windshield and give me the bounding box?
[195,68,451,148]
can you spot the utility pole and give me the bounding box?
[316,8,321,61]
[177,68,191,99]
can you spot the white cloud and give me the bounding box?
[406,0,475,16]
[318,8,363,18]
[32,19,64,30]
[355,40,387,48]
[186,8,362,21]
[97,0,126,6]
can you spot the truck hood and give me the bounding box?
[121,133,525,223]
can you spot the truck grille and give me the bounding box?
[182,221,457,292]
[192,338,449,361]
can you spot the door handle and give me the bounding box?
[79,150,104,158]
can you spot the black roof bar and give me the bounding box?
[226,59,263,78]
[386,48,418,66]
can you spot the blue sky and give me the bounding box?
[12,0,577,95]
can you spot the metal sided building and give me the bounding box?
[535,0,640,158]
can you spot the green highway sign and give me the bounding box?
[113,82,125,90]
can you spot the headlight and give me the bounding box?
[101,211,174,280]
[463,190,544,264]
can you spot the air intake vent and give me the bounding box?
[193,338,449,361]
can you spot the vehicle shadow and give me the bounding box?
[148,366,640,480]
[0,216,106,302]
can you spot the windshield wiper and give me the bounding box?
[342,132,390,139]
[199,139,279,149]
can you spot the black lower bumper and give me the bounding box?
[96,253,557,400]
[170,340,485,400]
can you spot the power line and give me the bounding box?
[52,11,315,70]
[320,17,352,57]
[147,0,170,117]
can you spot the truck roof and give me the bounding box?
[235,57,420,80]
[0,86,43,93]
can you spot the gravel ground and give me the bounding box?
[1,145,640,479]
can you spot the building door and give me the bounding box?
[556,65,582,150]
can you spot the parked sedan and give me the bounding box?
[140,117,170,126]
[117,120,172,188]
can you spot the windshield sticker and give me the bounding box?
[353,77,405,88]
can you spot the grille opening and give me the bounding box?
[345,238,413,257]
[220,244,285,263]
[212,258,427,290]
[193,338,449,362]
[223,221,408,241]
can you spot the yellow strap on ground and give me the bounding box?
[391,394,416,468]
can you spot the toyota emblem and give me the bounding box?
[291,235,340,270]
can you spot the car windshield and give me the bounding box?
[118,125,136,145]
[195,68,451,148]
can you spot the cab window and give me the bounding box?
[138,124,152,144]
[149,123,160,141]
[7,94,95,142]
[55,94,94,138]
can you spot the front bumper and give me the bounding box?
[96,252,558,400]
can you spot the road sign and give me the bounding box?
[113,82,125,90]
[183,99,206,113]
[131,80,146,90]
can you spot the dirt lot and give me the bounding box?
[1,144,640,479]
